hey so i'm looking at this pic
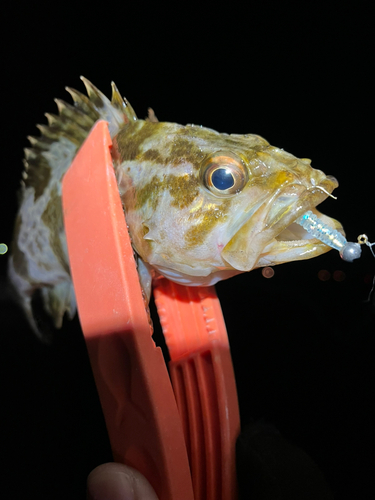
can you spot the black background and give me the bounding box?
[1,2,374,499]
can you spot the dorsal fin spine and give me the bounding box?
[22,78,137,199]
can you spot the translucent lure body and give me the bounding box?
[296,211,362,262]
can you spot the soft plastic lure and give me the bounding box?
[296,210,374,262]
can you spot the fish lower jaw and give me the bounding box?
[259,236,330,263]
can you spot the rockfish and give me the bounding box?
[9,77,342,336]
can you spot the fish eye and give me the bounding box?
[211,168,235,190]
[201,151,248,196]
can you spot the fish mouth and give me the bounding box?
[221,175,343,271]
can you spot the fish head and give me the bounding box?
[114,121,341,286]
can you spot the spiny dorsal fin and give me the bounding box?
[80,76,137,133]
[64,86,101,120]
[111,81,138,121]
[54,98,95,129]
[22,78,136,200]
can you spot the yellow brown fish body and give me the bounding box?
[9,78,341,336]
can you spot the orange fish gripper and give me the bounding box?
[62,120,240,500]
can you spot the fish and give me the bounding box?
[8,77,342,337]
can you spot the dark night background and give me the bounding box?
[1,2,374,499]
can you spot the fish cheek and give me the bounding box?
[221,206,270,272]
[184,199,231,249]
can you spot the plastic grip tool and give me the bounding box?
[153,279,240,499]
[62,120,240,499]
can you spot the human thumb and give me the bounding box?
[87,462,159,500]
